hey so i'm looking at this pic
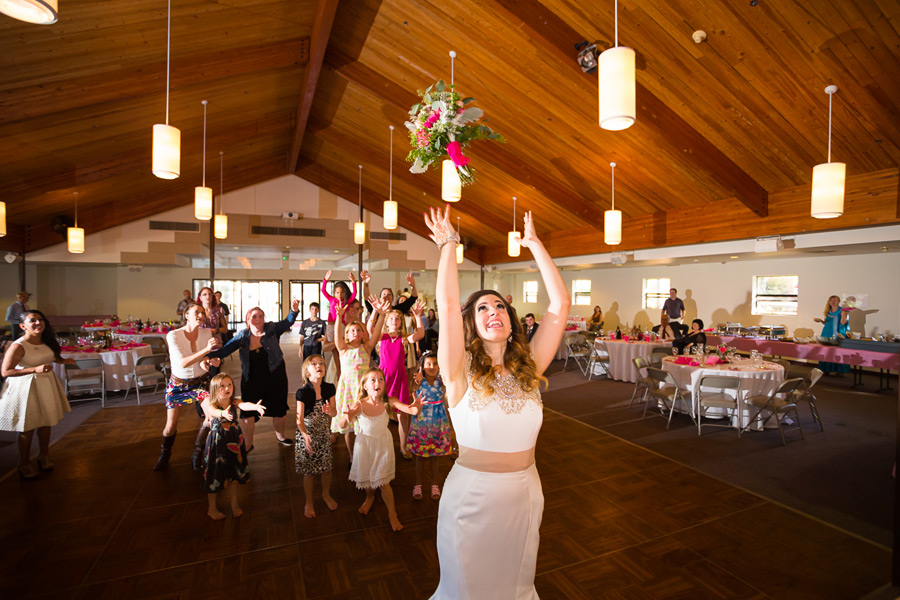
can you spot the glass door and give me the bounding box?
[193,279,282,332]
[290,280,324,320]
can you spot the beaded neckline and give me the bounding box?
[465,353,542,414]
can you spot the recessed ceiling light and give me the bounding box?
[729,255,739,259]
[333,250,340,253]
[232,246,238,250]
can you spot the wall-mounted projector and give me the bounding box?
[754,235,783,253]
[281,212,299,220]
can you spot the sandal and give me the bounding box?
[431,484,441,500]
[412,484,423,500]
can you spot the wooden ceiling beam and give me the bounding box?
[287,0,341,174]
[491,0,769,218]
[323,46,604,229]
[482,168,898,264]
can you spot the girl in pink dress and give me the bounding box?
[321,270,357,380]
[377,302,425,458]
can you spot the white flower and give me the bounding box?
[409,157,428,173]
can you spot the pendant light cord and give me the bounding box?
[165,0,171,125]
[389,126,394,200]
[614,0,619,48]
[512,196,516,230]
[201,101,207,185]
[449,50,456,86]
[74,192,78,227]
[219,152,224,215]
[610,162,616,211]
[358,165,363,209]
[827,92,833,163]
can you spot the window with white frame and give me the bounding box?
[752,275,799,316]
[572,279,591,306]
[642,277,670,310]
[523,280,538,303]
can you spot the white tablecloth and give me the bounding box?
[661,356,785,429]
[56,344,154,391]
[114,332,168,345]
[598,339,672,383]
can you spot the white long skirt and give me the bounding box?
[430,462,543,600]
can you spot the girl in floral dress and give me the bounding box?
[331,298,387,462]
[407,351,452,500]
[201,373,266,520]
[377,302,426,458]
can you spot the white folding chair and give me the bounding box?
[124,353,169,405]
[587,340,611,380]
[65,358,107,408]
[696,375,742,438]
[743,378,806,445]
[644,367,694,429]
[629,356,652,408]
[563,333,592,374]
[796,368,825,432]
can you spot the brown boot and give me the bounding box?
[191,425,210,471]
[153,433,176,471]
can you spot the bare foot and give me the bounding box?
[304,503,316,519]
[208,509,226,521]
[389,513,404,531]
[323,495,338,511]
[232,507,244,518]
[359,495,375,515]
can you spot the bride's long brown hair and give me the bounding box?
[461,290,546,395]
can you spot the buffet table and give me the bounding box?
[55,343,154,391]
[661,355,785,430]
[598,339,672,383]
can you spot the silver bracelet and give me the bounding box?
[435,232,460,250]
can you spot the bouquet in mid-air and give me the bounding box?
[405,80,504,186]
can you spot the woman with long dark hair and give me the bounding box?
[424,206,569,599]
[0,310,75,479]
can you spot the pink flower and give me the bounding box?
[416,129,431,148]
[446,141,469,167]
[424,110,441,129]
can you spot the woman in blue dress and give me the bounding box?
[814,295,850,374]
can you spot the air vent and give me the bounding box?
[149,220,200,232]
[370,231,407,241]
[251,226,326,237]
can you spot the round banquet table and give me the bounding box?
[114,332,169,345]
[660,356,785,430]
[597,339,672,383]
[55,343,154,391]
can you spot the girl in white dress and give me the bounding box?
[0,310,75,479]
[339,367,421,531]
[424,206,569,599]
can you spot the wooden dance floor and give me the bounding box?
[0,399,890,598]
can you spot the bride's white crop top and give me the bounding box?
[447,354,543,453]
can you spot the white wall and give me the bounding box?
[508,253,900,337]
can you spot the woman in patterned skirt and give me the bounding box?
[295,354,338,518]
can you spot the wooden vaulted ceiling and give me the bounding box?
[2,0,899,263]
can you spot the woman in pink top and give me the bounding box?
[322,270,357,380]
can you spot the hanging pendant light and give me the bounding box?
[442,50,462,202]
[384,125,398,229]
[811,85,845,219]
[194,100,213,220]
[0,0,58,24]
[456,216,464,264]
[152,0,180,179]
[598,0,635,131]
[508,196,521,257]
[214,152,228,239]
[68,192,85,254]
[0,201,6,237]
[354,165,366,244]
[604,162,622,245]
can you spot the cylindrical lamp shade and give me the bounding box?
[508,231,521,257]
[604,209,622,245]
[0,201,6,237]
[597,46,636,131]
[214,214,228,239]
[194,186,213,220]
[810,162,846,219]
[383,200,398,230]
[152,123,181,179]
[0,0,58,24]
[456,242,464,264]
[67,226,85,254]
[442,160,461,202]
[354,221,366,244]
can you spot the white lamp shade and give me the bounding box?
[598,46,636,131]
[67,226,85,254]
[508,231,521,257]
[456,242,464,264]
[194,186,213,220]
[354,221,366,244]
[0,201,6,237]
[152,123,181,179]
[810,162,846,219]
[383,200,398,230]
[0,0,58,24]
[214,214,228,239]
[604,209,622,245]
[442,160,461,202]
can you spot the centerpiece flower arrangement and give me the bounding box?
[405,80,504,185]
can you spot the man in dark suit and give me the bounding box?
[524,313,539,342]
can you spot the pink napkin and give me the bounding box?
[705,356,723,366]
[673,356,693,365]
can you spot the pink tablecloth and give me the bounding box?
[706,336,899,370]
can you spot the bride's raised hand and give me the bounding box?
[424,205,456,246]
[518,211,540,249]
